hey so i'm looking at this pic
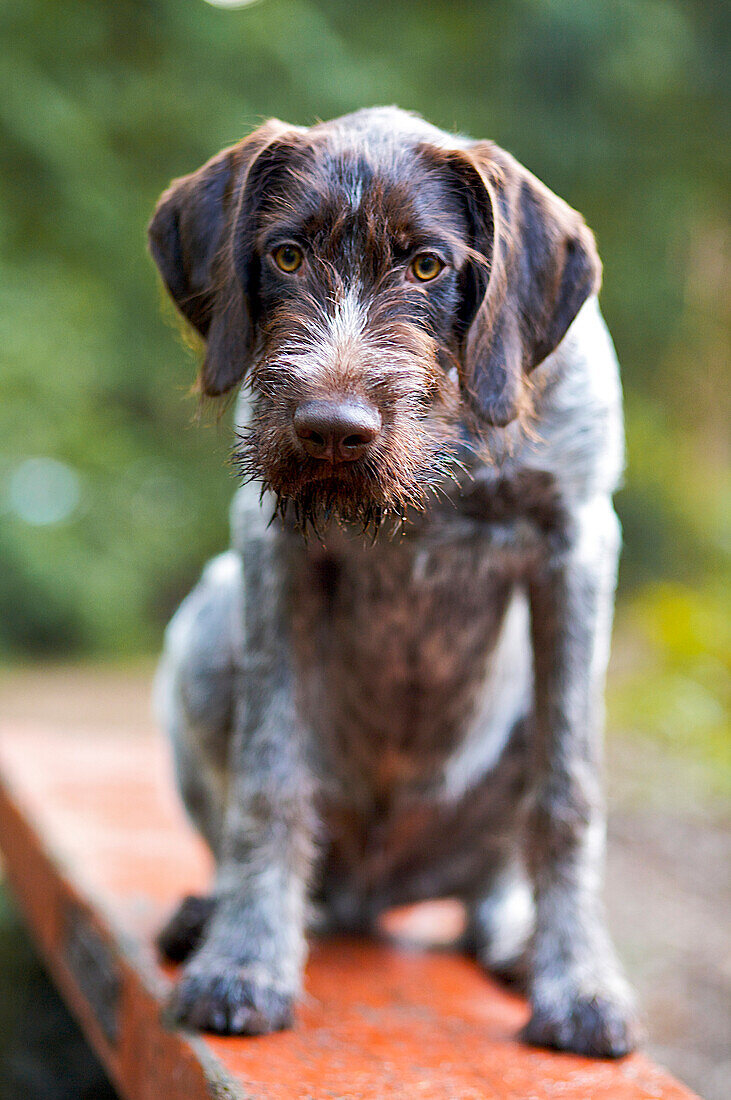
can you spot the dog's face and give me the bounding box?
[233,123,477,530]
[149,108,600,531]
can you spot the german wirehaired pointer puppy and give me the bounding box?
[149,107,639,1056]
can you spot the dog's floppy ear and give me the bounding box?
[440,143,601,426]
[148,119,293,396]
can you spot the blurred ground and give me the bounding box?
[0,662,728,1100]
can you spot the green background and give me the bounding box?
[1,0,728,771]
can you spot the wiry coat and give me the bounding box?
[150,108,638,1056]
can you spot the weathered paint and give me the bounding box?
[0,723,697,1099]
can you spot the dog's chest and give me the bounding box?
[288,486,545,801]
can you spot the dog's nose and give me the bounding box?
[293,400,381,463]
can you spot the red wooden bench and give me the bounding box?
[0,717,698,1099]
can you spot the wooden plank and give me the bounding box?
[0,719,699,1100]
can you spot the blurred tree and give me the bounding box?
[0,0,728,659]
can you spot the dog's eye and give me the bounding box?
[410,253,443,282]
[273,244,304,273]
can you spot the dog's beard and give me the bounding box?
[234,410,461,538]
[272,479,399,537]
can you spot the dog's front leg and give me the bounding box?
[170,537,316,1035]
[524,496,639,1057]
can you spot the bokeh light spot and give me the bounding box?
[202,0,262,9]
[9,458,81,526]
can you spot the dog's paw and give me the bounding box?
[168,962,295,1035]
[522,986,641,1058]
[157,895,216,963]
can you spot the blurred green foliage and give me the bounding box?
[609,580,730,798]
[1,0,729,755]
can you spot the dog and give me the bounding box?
[149,107,639,1056]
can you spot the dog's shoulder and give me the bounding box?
[468,296,623,500]
[525,296,625,502]
[444,297,623,546]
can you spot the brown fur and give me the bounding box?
[149,109,637,1056]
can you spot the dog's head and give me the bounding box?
[149,108,600,531]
